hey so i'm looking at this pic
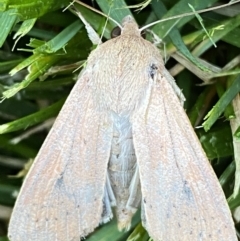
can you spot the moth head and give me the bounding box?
[111,15,141,38]
[121,15,136,27]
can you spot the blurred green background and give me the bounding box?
[0,0,240,240]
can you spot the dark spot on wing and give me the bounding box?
[183,180,194,201]
[55,174,64,188]
[149,63,158,79]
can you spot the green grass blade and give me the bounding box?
[203,75,240,131]
[0,9,18,47]
[0,98,65,134]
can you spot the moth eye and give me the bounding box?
[149,63,158,79]
[111,26,121,38]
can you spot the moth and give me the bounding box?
[8,15,237,241]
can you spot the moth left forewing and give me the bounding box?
[8,72,114,241]
[132,71,236,241]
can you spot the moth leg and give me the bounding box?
[162,69,186,106]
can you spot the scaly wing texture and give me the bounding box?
[132,73,237,241]
[8,73,113,241]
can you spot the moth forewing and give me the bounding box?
[132,73,237,240]
[8,15,237,241]
[8,73,114,240]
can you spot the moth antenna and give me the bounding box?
[74,0,122,29]
[140,0,240,32]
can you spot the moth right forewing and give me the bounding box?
[132,73,237,241]
[8,71,113,241]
